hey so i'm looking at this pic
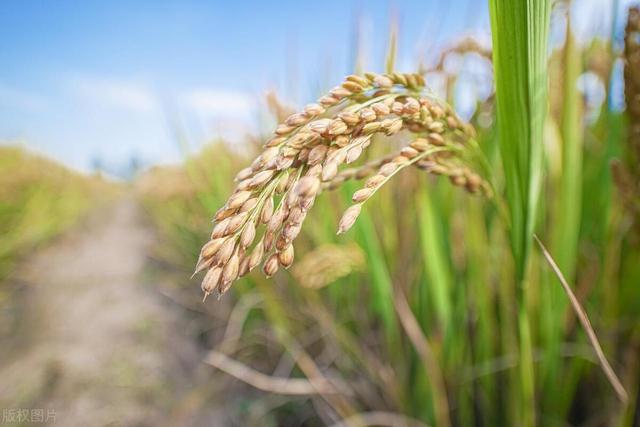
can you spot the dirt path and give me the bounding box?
[0,197,227,426]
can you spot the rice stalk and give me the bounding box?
[194,72,488,300]
[489,1,551,425]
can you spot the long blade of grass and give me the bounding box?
[489,1,551,424]
[393,282,451,427]
[489,0,550,281]
[534,235,629,404]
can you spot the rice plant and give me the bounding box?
[135,2,640,425]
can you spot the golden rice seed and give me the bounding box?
[365,174,386,189]
[264,136,286,148]
[287,206,305,225]
[379,162,398,176]
[234,167,253,182]
[427,132,445,146]
[276,172,290,194]
[416,160,437,171]
[227,190,252,209]
[240,222,256,249]
[352,188,374,203]
[240,197,258,213]
[211,218,231,239]
[341,81,363,93]
[282,223,302,242]
[329,148,347,164]
[248,242,264,271]
[403,98,420,114]
[226,212,248,234]
[285,172,298,190]
[337,204,362,234]
[263,254,280,278]
[260,197,274,224]
[428,121,445,133]
[372,102,390,116]
[303,103,325,116]
[267,208,286,233]
[201,267,222,295]
[285,187,299,208]
[414,74,426,86]
[362,122,382,134]
[275,234,288,252]
[201,237,226,259]
[193,255,216,277]
[306,164,322,178]
[446,116,459,129]
[263,232,275,252]
[346,145,363,164]
[407,119,422,131]
[384,118,404,135]
[360,108,377,122]
[285,113,308,127]
[410,138,430,152]
[308,118,332,134]
[319,95,339,106]
[429,104,445,119]
[250,169,275,187]
[217,279,234,298]
[215,238,236,265]
[222,253,240,284]
[330,86,351,99]
[299,196,314,211]
[334,135,350,147]
[295,176,321,198]
[364,71,377,82]
[406,73,418,89]
[275,123,295,135]
[466,173,482,193]
[276,155,295,170]
[450,174,467,187]
[391,101,404,115]
[391,72,408,86]
[214,207,235,222]
[236,178,253,191]
[295,147,309,162]
[328,119,348,136]
[346,74,370,86]
[338,111,360,126]
[373,74,393,88]
[261,147,279,163]
[250,157,263,171]
[308,144,328,165]
[238,256,250,277]
[400,146,419,159]
[287,131,309,147]
[278,244,294,269]
[429,164,449,175]
[392,155,410,165]
[321,161,339,182]
[280,145,299,157]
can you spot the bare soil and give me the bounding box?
[0,198,231,426]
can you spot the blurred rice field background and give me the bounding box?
[1,1,640,426]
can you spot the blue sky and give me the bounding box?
[0,0,627,172]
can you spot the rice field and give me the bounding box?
[136,3,640,425]
[2,1,639,426]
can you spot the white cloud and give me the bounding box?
[0,84,48,112]
[181,89,255,119]
[70,75,159,114]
